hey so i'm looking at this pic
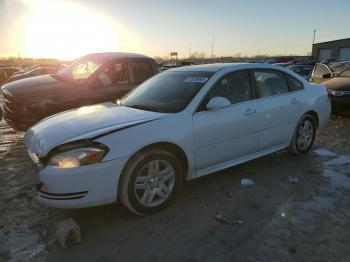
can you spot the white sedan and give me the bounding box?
[24,63,331,215]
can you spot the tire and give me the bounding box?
[288,114,316,155]
[119,148,183,215]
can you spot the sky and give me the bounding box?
[0,0,349,60]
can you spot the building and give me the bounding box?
[312,38,350,61]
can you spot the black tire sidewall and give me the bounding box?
[294,116,316,154]
[126,151,182,215]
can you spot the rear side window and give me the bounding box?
[130,61,154,84]
[285,74,304,91]
[252,70,289,98]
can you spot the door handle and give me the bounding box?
[290,98,299,104]
[244,108,257,115]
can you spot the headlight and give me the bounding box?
[328,90,350,96]
[48,147,106,168]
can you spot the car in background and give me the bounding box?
[0,69,7,85]
[324,68,350,115]
[321,57,347,65]
[286,65,314,81]
[7,67,58,83]
[275,62,291,68]
[1,52,159,131]
[0,67,21,78]
[24,63,330,214]
[310,62,350,115]
[329,61,350,76]
[310,62,350,83]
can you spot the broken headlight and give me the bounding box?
[48,147,107,168]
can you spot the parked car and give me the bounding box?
[0,69,7,85]
[0,67,21,79]
[286,65,314,81]
[1,52,159,131]
[329,61,350,76]
[7,67,58,83]
[24,63,331,215]
[326,73,350,115]
[275,63,291,68]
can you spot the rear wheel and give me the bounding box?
[288,114,316,155]
[119,148,183,215]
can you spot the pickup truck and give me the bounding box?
[1,52,159,131]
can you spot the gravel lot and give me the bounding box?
[0,115,349,262]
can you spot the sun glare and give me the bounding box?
[22,0,120,60]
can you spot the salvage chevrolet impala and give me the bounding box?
[24,63,331,215]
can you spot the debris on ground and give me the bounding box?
[55,218,82,249]
[215,212,245,225]
[314,149,337,157]
[241,178,254,186]
[288,176,299,184]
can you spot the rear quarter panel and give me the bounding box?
[300,82,331,128]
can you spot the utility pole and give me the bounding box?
[312,29,316,45]
[284,40,287,56]
[189,44,192,59]
[211,33,214,58]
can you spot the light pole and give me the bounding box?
[211,33,214,58]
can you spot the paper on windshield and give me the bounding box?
[184,77,208,83]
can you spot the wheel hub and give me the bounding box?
[134,159,176,207]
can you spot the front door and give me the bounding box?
[193,70,259,171]
[85,61,130,105]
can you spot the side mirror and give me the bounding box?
[206,97,231,110]
[322,73,332,79]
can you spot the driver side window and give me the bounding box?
[198,70,251,112]
[97,63,128,87]
[209,70,252,102]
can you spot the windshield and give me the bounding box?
[57,56,102,82]
[122,71,214,113]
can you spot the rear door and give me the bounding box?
[251,69,302,150]
[85,60,130,105]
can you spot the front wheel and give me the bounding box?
[288,114,316,155]
[119,148,183,215]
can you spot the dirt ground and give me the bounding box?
[0,115,349,262]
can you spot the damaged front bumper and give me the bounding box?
[30,155,128,209]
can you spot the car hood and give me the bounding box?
[1,74,71,99]
[323,77,350,91]
[24,103,168,158]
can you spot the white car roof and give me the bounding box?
[168,63,289,72]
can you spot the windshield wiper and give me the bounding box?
[125,104,161,112]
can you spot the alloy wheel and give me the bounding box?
[134,159,175,207]
[296,119,314,151]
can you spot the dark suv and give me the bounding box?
[1,52,159,131]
